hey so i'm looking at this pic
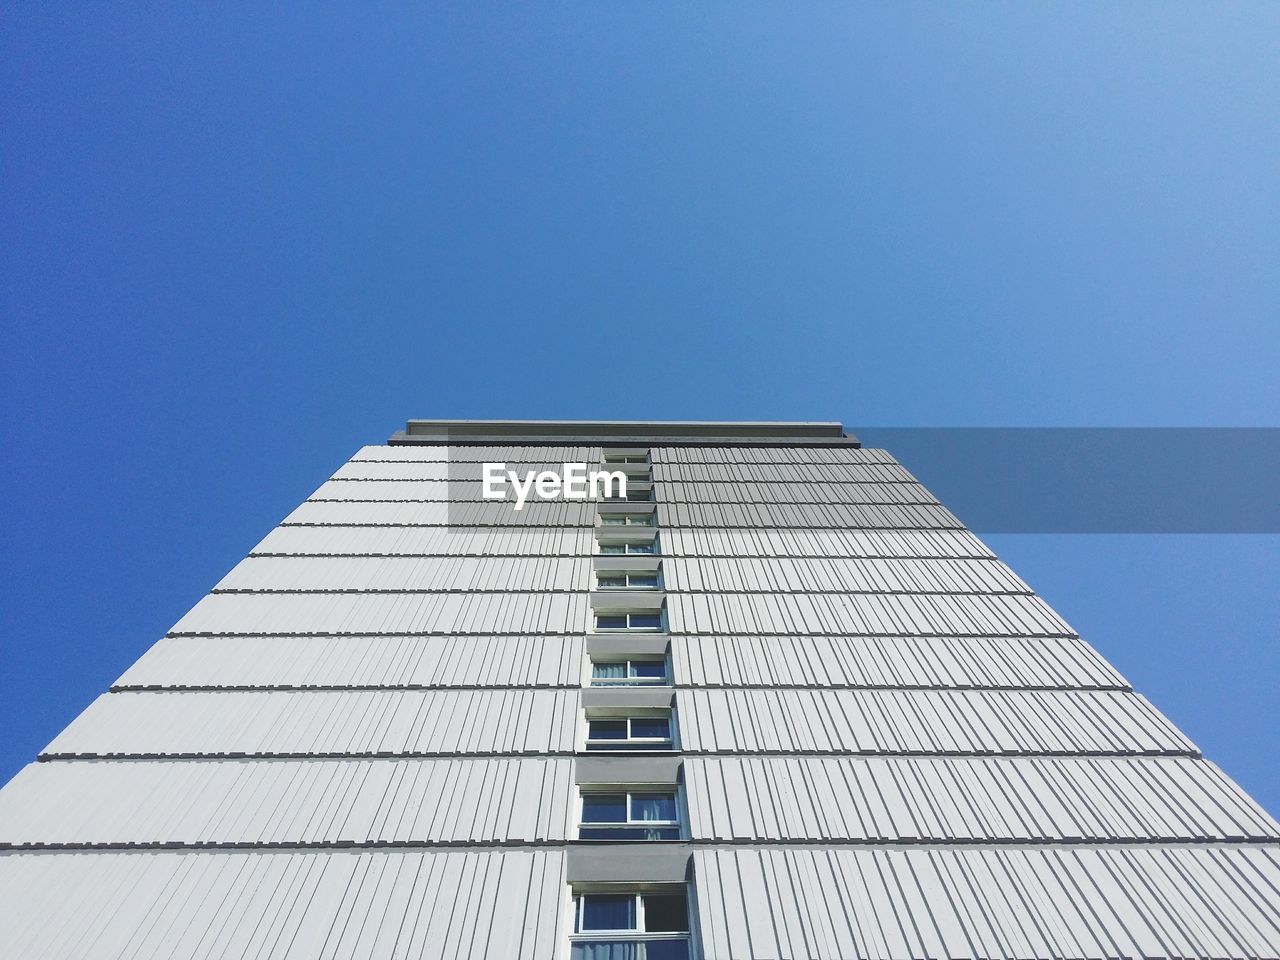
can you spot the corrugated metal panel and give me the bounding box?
[682,756,1279,842]
[43,690,580,757]
[311,479,453,500]
[335,461,452,480]
[252,524,595,556]
[284,500,594,526]
[674,689,1193,754]
[652,461,918,483]
[693,846,1280,960]
[657,480,938,506]
[219,556,1027,595]
[352,444,451,461]
[662,557,1030,593]
[653,446,898,465]
[169,591,589,635]
[660,526,994,558]
[352,443,601,462]
[0,758,576,845]
[671,634,1126,689]
[657,501,963,529]
[216,556,592,592]
[0,848,566,959]
[117,635,585,688]
[666,591,1073,636]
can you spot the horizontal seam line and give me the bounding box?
[3,838,1274,852]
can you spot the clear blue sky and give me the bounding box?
[2,6,1277,810]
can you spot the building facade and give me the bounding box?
[0,418,1277,959]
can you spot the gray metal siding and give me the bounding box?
[0,433,1276,959]
[693,846,1280,960]
[682,756,1279,842]
[44,689,581,757]
[671,634,1126,688]
[674,688,1193,755]
[0,758,576,846]
[116,634,585,688]
[0,849,566,959]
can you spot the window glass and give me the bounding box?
[601,516,627,525]
[628,613,662,629]
[588,719,628,740]
[631,794,677,822]
[628,574,658,587]
[595,615,628,629]
[592,662,627,680]
[630,717,670,739]
[599,544,625,555]
[580,894,637,932]
[597,574,627,588]
[627,543,655,555]
[642,895,689,933]
[641,942,690,960]
[630,661,666,679]
[581,794,627,823]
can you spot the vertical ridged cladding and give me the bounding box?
[0,443,600,959]
[649,442,1280,957]
[0,429,1276,959]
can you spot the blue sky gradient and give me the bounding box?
[3,5,1277,809]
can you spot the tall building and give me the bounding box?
[1,419,1277,959]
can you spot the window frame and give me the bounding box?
[599,513,656,526]
[577,788,683,841]
[570,890,692,941]
[583,713,675,752]
[601,454,651,465]
[594,610,664,631]
[589,657,670,686]
[597,540,659,556]
[595,569,661,590]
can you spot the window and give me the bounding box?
[596,571,660,590]
[585,715,673,751]
[591,659,668,686]
[600,513,655,526]
[601,486,653,502]
[598,541,658,556]
[579,791,681,840]
[570,890,691,959]
[602,454,650,465]
[595,611,663,631]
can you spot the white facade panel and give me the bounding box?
[670,634,1126,689]
[657,501,963,529]
[215,555,592,592]
[665,591,1073,636]
[693,846,1280,960]
[310,479,452,500]
[253,524,594,556]
[43,689,580,757]
[0,849,566,960]
[660,526,994,558]
[653,445,899,464]
[117,635,584,688]
[682,756,1279,842]
[662,556,1030,593]
[651,461,918,483]
[351,443,601,462]
[169,590,589,635]
[674,689,1193,754]
[284,500,594,526]
[0,758,576,845]
[656,479,938,506]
